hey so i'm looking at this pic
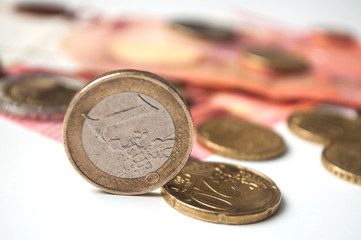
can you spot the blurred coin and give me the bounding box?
[170,19,238,42]
[322,141,361,185]
[0,73,84,120]
[108,38,203,66]
[63,69,194,195]
[15,1,68,16]
[242,47,309,74]
[288,111,361,144]
[196,118,286,160]
[162,161,281,224]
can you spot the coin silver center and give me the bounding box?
[82,92,175,178]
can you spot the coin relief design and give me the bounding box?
[82,92,175,178]
[162,161,281,224]
[63,69,193,195]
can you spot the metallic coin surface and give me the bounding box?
[242,47,309,73]
[170,19,238,42]
[322,141,361,185]
[15,1,67,16]
[162,161,281,224]
[287,111,360,144]
[196,118,286,160]
[63,69,194,195]
[0,73,84,120]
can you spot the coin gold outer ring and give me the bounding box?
[63,69,194,195]
[196,118,286,160]
[162,161,281,224]
[287,111,359,145]
[322,142,361,185]
[0,74,84,120]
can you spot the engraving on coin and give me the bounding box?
[162,161,281,224]
[82,92,175,178]
[196,118,285,160]
[0,74,84,120]
[322,141,361,185]
[63,69,194,195]
[287,111,360,144]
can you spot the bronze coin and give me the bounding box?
[63,69,194,195]
[322,141,361,185]
[196,118,286,160]
[15,1,67,16]
[242,47,309,73]
[170,19,238,42]
[287,111,361,144]
[162,161,281,224]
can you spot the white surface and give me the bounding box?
[1,117,361,240]
[1,1,361,239]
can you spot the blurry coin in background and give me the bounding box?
[196,118,286,160]
[108,38,203,66]
[14,1,68,16]
[162,161,281,224]
[322,141,361,185]
[0,73,84,120]
[170,19,239,42]
[242,47,309,74]
[63,69,194,195]
[311,27,356,47]
[287,111,361,144]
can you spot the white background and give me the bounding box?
[1,1,361,239]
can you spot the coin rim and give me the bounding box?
[196,118,286,160]
[322,142,361,185]
[0,73,84,120]
[162,161,281,224]
[63,69,194,195]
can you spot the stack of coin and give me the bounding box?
[0,73,84,120]
[63,69,282,224]
[288,110,361,185]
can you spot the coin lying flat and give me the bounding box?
[242,47,309,74]
[162,161,281,224]
[196,118,286,160]
[322,141,361,185]
[63,69,194,195]
[15,1,68,16]
[0,74,84,120]
[170,19,238,42]
[287,111,361,144]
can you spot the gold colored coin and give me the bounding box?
[170,19,238,42]
[242,47,309,73]
[196,118,286,160]
[0,74,83,120]
[63,69,194,195]
[287,111,361,144]
[162,161,281,224]
[322,141,361,185]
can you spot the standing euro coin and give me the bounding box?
[196,118,286,160]
[63,69,194,195]
[162,161,281,224]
